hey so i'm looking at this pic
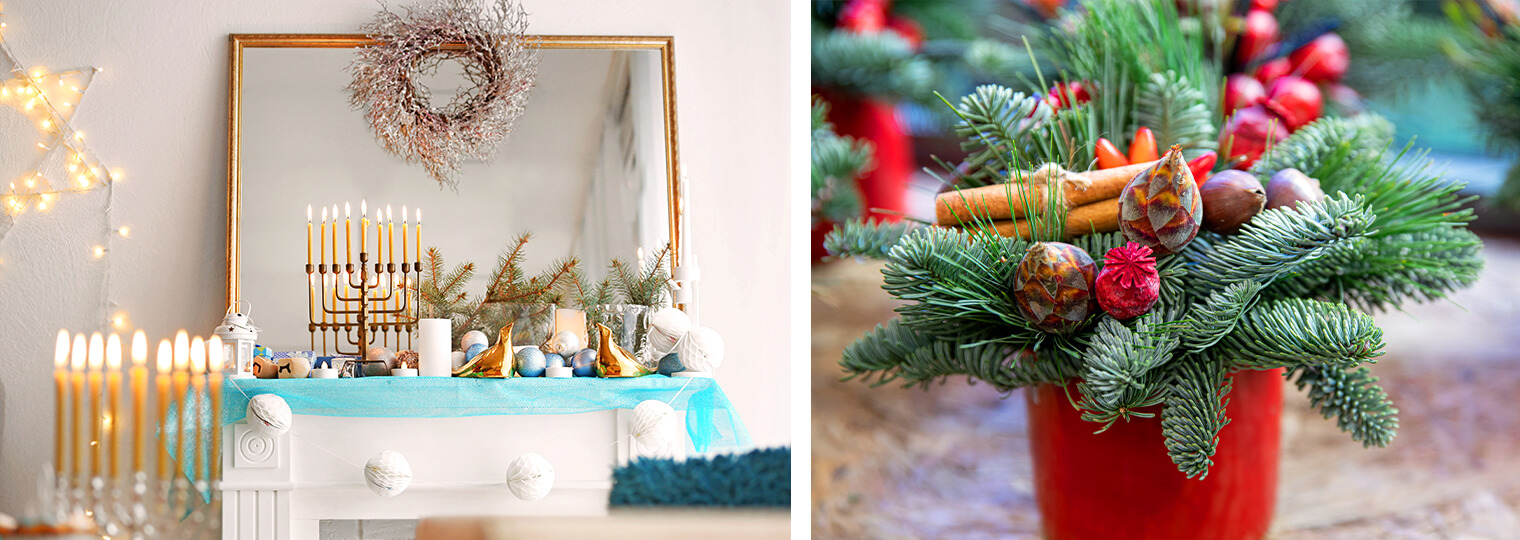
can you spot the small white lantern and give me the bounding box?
[214,308,260,379]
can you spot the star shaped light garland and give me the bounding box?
[0,16,116,219]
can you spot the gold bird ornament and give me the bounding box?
[594,323,652,378]
[453,323,515,378]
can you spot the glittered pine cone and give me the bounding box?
[1096,242,1160,320]
[1013,242,1098,334]
[1118,145,1202,255]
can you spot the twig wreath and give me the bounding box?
[348,0,540,188]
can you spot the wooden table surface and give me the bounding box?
[812,235,1520,539]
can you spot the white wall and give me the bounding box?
[0,0,790,512]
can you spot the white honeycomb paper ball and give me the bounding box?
[246,394,292,436]
[505,453,555,501]
[632,400,682,455]
[365,450,413,497]
[646,307,692,356]
[676,326,725,373]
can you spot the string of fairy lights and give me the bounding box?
[0,6,128,329]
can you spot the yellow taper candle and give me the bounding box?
[307,204,313,266]
[190,337,207,483]
[402,206,408,266]
[387,204,394,266]
[208,336,224,482]
[361,199,368,266]
[171,331,189,479]
[345,202,352,266]
[70,334,86,481]
[105,333,122,479]
[53,330,69,477]
[155,340,171,481]
[87,333,103,479]
[131,331,148,475]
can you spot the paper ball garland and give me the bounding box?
[364,450,413,497]
[632,400,681,455]
[646,307,692,356]
[676,327,725,373]
[505,453,555,501]
[246,394,292,437]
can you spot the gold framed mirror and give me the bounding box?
[225,34,682,350]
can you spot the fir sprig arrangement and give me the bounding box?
[824,0,1483,479]
[609,243,672,307]
[812,97,873,225]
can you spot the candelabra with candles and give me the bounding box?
[48,329,225,539]
[308,201,421,359]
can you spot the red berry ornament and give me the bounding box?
[1221,103,1289,169]
[1265,75,1323,130]
[1289,33,1350,83]
[1096,242,1160,320]
[1224,74,1265,115]
[1254,58,1291,85]
[838,0,888,33]
[1235,9,1280,65]
[885,15,924,49]
[1044,81,1091,110]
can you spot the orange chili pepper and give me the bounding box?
[1128,127,1158,163]
[1095,137,1129,170]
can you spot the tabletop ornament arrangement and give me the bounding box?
[823,1,1484,538]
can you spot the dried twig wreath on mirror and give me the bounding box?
[348,0,539,188]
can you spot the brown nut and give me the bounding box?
[1265,168,1325,210]
[1200,170,1268,235]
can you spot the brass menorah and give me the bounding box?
[305,201,422,358]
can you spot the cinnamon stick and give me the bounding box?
[934,161,1155,225]
[963,197,1121,240]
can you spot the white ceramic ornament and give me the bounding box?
[461,330,490,352]
[277,355,313,379]
[364,450,413,497]
[676,326,725,373]
[632,400,681,455]
[548,330,582,355]
[246,394,292,436]
[505,453,555,501]
[646,307,692,356]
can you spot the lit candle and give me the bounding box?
[386,205,394,267]
[331,204,339,269]
[416,209,422,265]
[105,333,122,479]
[130,331,148,475]
[402,206,408,266]
[70,334,86,481]
[171,331,189,480]
[361,199,367,266]
[208,336,224,482]
[190,337,206,483]
[88,333,103,479]
[53,330,69,478]
[345,202,352,266]
[155,340,171,481]
[306,205,313,266]
[320,206,327,268]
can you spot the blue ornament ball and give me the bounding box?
[571,349,597,377]
[516,348,548,377]
[465,343,488,362]
[544,351,568,369]
[657,352,684,376]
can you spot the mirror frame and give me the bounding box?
[225,33,682,307]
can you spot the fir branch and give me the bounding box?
[1075,314,1181,430]
[880,226,1042,346]
[823,219,916,260]
[812,97,872,224]
[417,247,476,320]
[1218,298,1385,371]
[1181,281,1264,353]
[840,318,1076,390]
[1182,194,1376,298]
[1131,71,1217,153]
[948,85,1050,187]
[1161,353,1232,479]
[812,28,934,99]
[1275,227,1484,313]
[1286,365,1400,448]
[610,243,672,306]
[1250,115,1395,179]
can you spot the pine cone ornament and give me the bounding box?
[1013,242,1098,334]
[1118,145,1202,255]
[1096,242,1160,320]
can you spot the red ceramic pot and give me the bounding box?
[815,92,913,223]
[1026,367,1283,540]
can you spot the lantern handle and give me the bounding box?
[228,300,253,317]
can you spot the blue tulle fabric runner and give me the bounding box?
[164,375,752,501]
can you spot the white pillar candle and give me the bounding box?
[418,319,452,377]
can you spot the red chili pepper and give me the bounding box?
[1188,151,1218,187]
[1128,127,1158,164]
[1095,138,1129,170]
